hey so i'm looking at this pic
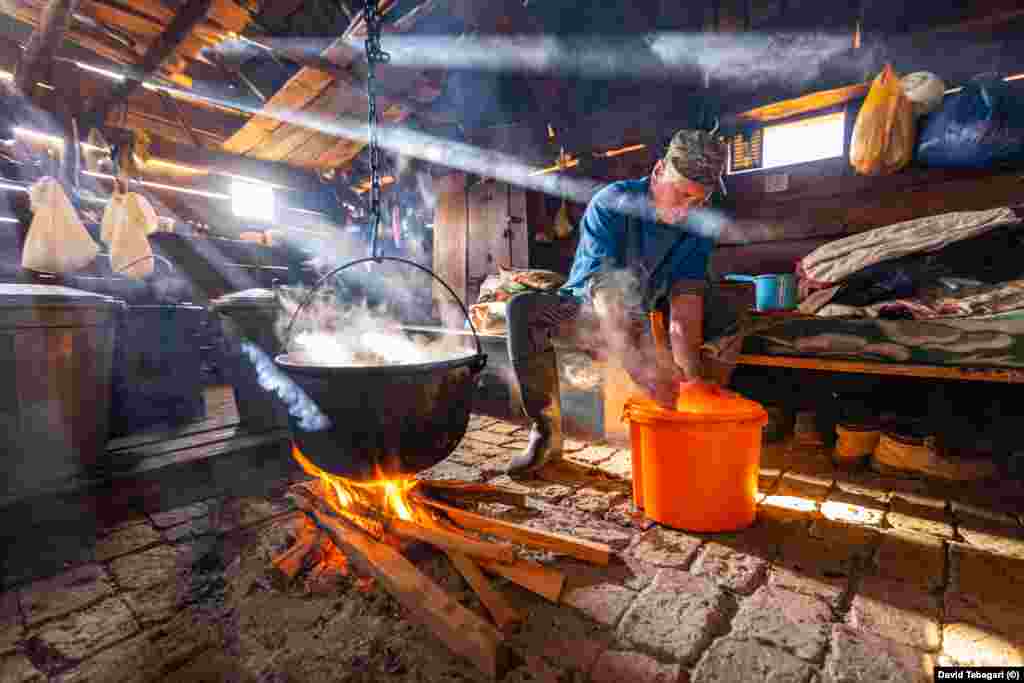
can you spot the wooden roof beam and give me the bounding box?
[81,0,214,132]
[15,0,81,101]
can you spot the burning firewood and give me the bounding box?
[269,518,325,588]
[289,482,518,564]
[297,501,513,679]
[278,453,612,679]
[412,494,613,566]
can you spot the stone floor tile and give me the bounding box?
[731,586,832,661]
[414,461,486,483]
[108,545,190,592]
[503,655,573,683]
[954,515,1024,558]
[94,523,163,562]
[605,502,655,532]
[887,496,953,539]
[758,495,819,524]
[19,565,114,627]
[630,527,703,569]
[874,528,946,591]
[465,430,518,446]
[777,527,862,582]
[950,542,1024,607]
[160,516,215,544]
[692,638,816,683]
[207,497,295,534]
[942,622,1024,667]
[848,577,940,652]
[590,650,679,683]
[563,581,637,628]
[486,422,525,436]
[120,581,193,627]
[596,452,633,480]
[806,518,880,559]
[820,490,886,527]
[617,569,729,665]
[767,565,846,610]
[1,591,22,655]
[689,541,769,595]
[147,503,209,530]
[506,595,614,675]
[568,445,619,467]
[832,473,892,502]
[566,488,628,516]
[778,472,833,501]
[942,593,1024,667]
[825,624,934,683]
[524,508,634,551]
[486,475,575,502]
[950,501,1017,527]
[0,653,45,682]
[448,441,507,468]
[27,596,138,664]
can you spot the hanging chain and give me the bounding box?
[363,0,389,260]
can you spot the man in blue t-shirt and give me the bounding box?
[505,129,735,475]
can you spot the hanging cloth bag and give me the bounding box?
[103,191,155,279]
[850,64,917,176]
[21,177,100,274]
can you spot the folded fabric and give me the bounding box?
[22,177,100,274]
[798,207,1018,288]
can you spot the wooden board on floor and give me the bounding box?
[737,354,1024,384]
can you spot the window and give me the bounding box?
[729,110,846,174]
[231,180,276,221]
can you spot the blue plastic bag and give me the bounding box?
[915,75,1024,168]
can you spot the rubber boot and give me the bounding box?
[506,349,563,475]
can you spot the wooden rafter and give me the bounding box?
[80,0,214,131]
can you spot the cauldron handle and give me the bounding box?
[281,256,484,362]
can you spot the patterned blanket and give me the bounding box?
[797,207,1020,313]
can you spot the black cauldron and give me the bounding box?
[273,257,488,480]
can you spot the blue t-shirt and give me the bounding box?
[559,178,724,308]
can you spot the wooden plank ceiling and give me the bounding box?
[221,0,448,172]
[1,0,250,82]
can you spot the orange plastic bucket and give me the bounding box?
[623,382,768,532]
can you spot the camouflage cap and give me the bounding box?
[662,129,728,188]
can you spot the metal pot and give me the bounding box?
[273,257,487,480]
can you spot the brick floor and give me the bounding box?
[0,416,1019,682]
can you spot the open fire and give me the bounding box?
[274,443,614,679]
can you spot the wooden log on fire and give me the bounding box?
[302,509,514,680]
[417,481,528,508]
[430,517,524,631]
[476,557,566,604]
[269,519,324,587]
[289,482,517,564]
[447,552,524,632]
[412,495,613,566]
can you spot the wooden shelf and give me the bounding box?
[726,83,869,126]
[737,353,1024,384]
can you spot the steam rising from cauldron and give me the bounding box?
[240,341,331,432]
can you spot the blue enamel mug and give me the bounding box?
[723,273,798,311]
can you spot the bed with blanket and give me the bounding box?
[711,206,1024,382]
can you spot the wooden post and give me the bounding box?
[14,0,81,101]
[432,172,469,329]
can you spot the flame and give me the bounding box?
[292,445,418,522]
